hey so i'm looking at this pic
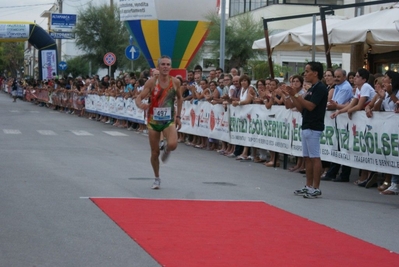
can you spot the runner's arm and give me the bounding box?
[175,78,182,130]
[135,78,153,109]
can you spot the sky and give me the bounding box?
[0,0,225,29]
[0,0,109,29]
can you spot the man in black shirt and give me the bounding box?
[11,78,18,102]
[284,62,328,198]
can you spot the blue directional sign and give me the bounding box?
[50,32,75,39]
[51,14,77,30]
[125,45,140,60]
[58,61,68,71]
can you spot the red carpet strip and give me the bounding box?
[91,198,399,267]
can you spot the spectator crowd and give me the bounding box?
[1,64,398,196]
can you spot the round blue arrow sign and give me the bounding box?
[58,61,68,71]
[125,45,140,61]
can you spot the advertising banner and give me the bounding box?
[119,0,157,21]
[85,94,145,123]
[180,101,230,142]
[41,50,57,80]
[179,103,399,175]
[0,24,29,39]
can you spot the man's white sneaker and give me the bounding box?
[294,185,312,196]
[303,188,322,199]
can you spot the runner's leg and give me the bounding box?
[162,124,178,152]
[148,129,161,178]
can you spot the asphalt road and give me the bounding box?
[0,92,398,266]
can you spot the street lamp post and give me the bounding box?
[219,0,226,71]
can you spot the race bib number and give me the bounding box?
[153,107,172,121]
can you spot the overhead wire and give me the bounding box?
[0,2,56,28]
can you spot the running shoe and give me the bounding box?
[303,188,322,199]
[159,140,165,151]
[151,178,161,189]
[294,185,312,196]
[161,148,170,163]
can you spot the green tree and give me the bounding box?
[206,13,264,72]
[64,55,90,78]
[0,42,24,77]
[248,60,269,80]
[73,3,149,76]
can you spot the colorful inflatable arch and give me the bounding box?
[0,21,58,80]
[121,0,218,70]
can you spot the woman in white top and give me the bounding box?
[375,71,399,112]
[283,75,306,172]
[364,71,399,192]
[231,75,256,160]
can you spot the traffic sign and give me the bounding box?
[58,61,68,71]
[125,45,140,61]
[103,52,116,66]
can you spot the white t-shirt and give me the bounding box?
[354,83,376,106]
[229,85,237,98]
[381,91,399,111]
[195,84,203,94]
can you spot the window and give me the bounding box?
[230,0,246,17]
[283,0,343,4]
[355,0,364,17]
[229,0,271,17]
[252,0,268,10]
[229,0,342,17]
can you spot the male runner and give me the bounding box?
[135,56,182,189]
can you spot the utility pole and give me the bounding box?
[33,20,36,79]
[110,0,113,8]
[57,0,63,65]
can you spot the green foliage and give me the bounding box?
[0,42,24,77]
[73,3,149,76]
[64,55,90,78]
[248,60,269,80]
[187,46,205,70]
[205,13,264,72]
[273,64,291,78]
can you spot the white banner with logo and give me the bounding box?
[180,101,230,142]
[179,102,399,175]
[85,94,145,123]
[119,0,157,21]
[0,24,29,39]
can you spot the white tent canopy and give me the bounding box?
[252,17,350,53]
[329,6,399,54]
[252,6,399,55]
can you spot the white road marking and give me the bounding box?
[103,131,128,136]
[37,130,57,135]
[70,130,93,136]
[3,129,21,134]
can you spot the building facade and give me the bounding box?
[216,0,398,76]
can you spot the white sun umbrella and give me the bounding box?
[329,6,399,54]
[252,17,349,53]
